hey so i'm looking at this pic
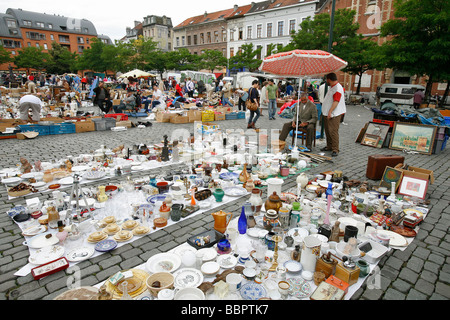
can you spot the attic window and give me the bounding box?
[60,26,67,30]
[274,3,282,8]
[235,11,242,15]
[189,21,194,24]
[219,15,225,18]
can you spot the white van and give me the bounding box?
[378,84,425,106]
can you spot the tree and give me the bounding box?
[0,45,12,65]
[379,0,450,106]
[14,47,49,74]
[165,48,200,71]
[76,37,108,73]
[340,35,380,95]
[283,9,360,53]
[45,42,78,74]
[125,36,159,71]
[198,49,227,73]
[229,43,262,72]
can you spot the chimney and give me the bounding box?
[204,11,208,17]
[134,21,140,27]
[234,4,238,11]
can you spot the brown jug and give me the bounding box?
[239,163,250,183]
[212,210,233,234]
[264,192,282,213]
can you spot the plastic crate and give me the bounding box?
[237,111,246,119]
[444,117,450,126]
[225,113,238,120]
[18,124,50,136]
[49,123,76,135]
[373,113,398,121]
[104,113,128,121]
[372,118,395,128]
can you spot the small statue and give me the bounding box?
[65,159,73,171]
[161,135,170,162]
[34,160,43,172]
[20,158,32,173]
[329,221,341,242]
[112,144,124,154]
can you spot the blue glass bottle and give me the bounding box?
[238,206,247,234]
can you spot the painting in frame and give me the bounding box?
[365,122,390,148]
[380,166,404,191]
[398,175,429,200]
[361,134,381,148]
[389,123,437,155]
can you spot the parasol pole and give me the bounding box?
[294,60,304,151]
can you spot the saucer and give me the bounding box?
[122,220,139,230]
[133,226,151,236]
[113,230,133,242]
[102,223,121,235]
[87,231,108,243]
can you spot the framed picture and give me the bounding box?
[367,122,390,148]
[380,166,404,191]
[398,175,429,200]
[361,134,380,148]
[355,123,369,143]
[389,123,437,155]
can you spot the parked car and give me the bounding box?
[378,84,426,106]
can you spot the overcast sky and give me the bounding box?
[0,0,251,41]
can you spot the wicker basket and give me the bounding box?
[146,272,174,297]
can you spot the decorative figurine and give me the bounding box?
[20,158,32,173]
[161,135,170,162]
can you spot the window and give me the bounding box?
[6,20,16,28]
[36,22,45,28]
[214,31,219,42]
[2,39,21,48]
[401,88,416,94]
[222,30,227,42]
[230,29,234,41]
[50,34,54,41]
[230,47,234,58]
[256,45,262,60]
[23,20,32,27]
[222,48,227,58]
[59,35,70,43]
[48,23,53,29]
[182,36,185,46]
[267,44,272,56]
[78,46,85,53]
[247,26,252,39]
[385,88,398,94]
[267,23,273,38]
[289,20,296,34]
[200,33,204,44]
[86,38,89,44]
[176,37,180,47]
[36,43,40,48]
[43,43,48,50]
[27,42,31,47]
[77,37,84,44]
[187,35,191,46]
[26,32,45,40]
[168,42,171,51]
[238,27,243,40]
[257,24,262,38]
[207,32,211,43]
[193,34,197,45]
[278,21,284,36]
[83,28,89,33]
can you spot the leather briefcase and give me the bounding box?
[366,155,405,180]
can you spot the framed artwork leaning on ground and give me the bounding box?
[389,122,437,155]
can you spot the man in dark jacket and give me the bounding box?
[93,81,112,114]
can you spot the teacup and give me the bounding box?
[278,281,290,297]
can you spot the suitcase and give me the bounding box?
[366,155,405,180]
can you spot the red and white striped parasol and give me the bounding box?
[259,49,347,77]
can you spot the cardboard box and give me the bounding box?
[188,110,202,123]
[74,121,96,133]
[156,112,172,123]
[215,113,226,121]
[116,120,133,128]
[202,110,215,122]
[402,166,434,184]
[170,114,189,124]
[112,99,121,106]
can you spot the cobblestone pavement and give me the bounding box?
[0,104,449,300]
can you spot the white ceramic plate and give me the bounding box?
[22,224,47,237]
[247,228,263,238]
[223,187,248,197]
[200,261,220,275]
[31,181,46,188]
[66,247,95,262]
[2,177,22,185]
[146,253,182,273]
[305,185,321,193]
[173,245,197,257]
[59,177,74,185]
[287,227,309,239]
[83,171,106,180]
[29,245,65,265]
[173,268,204,288]
[71,166,90,172]
[21,172,37,179]
[216,254,238,269]
[375,230,408,247]
[197,248,217,262]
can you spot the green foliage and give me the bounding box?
[0,45,12,65]
[165,48,200,71]
[14,47,49,73]
[198,49,227,73]
[379,0,450,100]
[45,42,78,74]
[229,43,262,72]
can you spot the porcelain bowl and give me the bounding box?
[174,287,205,300]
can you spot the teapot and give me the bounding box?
[212,210,233,234]
[264,192,282,213]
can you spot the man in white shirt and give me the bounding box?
[151,84,164,110]
[19,94,43,123]
[320,73,346,157]
[186,78,195,98]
